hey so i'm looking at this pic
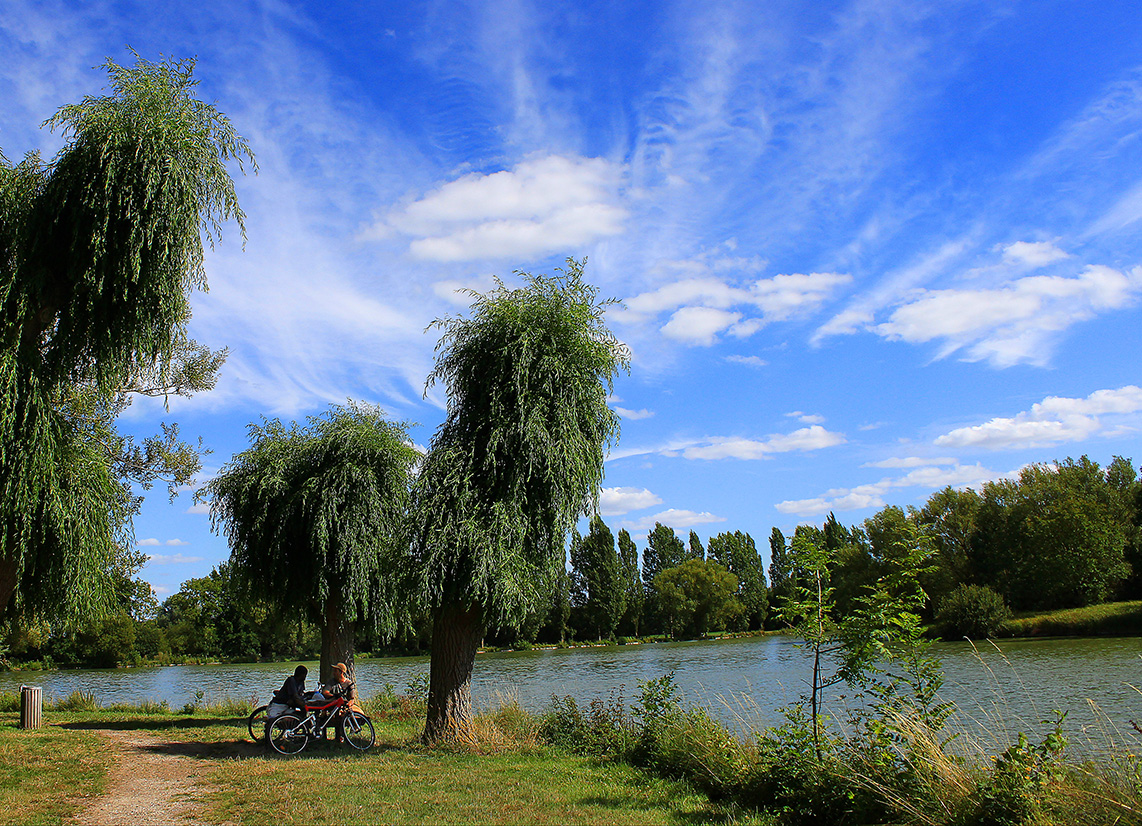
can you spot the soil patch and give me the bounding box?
[73,729,213,826]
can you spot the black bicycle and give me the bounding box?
[247,704,270,743]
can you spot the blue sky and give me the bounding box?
[5,0,1142,599]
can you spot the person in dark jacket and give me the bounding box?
[269,665,309,718]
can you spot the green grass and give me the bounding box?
[1003,599,1142,637]
[0,720,111,825]
[0,704,757,826]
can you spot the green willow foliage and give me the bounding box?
[0,54,252,620]
[207,403,417,635]
[412,259,630,626]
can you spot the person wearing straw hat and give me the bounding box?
[324,662,360,711]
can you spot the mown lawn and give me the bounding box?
[0,710,761,825]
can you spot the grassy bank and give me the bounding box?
[4,676,1142,825]
[0,697,743,826]
[1002,600,1142,638]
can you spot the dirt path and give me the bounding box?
[73,729,213,826]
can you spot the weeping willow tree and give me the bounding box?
[0,54,253,620]
[412,259,629,743]
[207,403,417,682]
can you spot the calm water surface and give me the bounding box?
[4,636,1140,742]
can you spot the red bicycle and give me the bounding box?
[266,691,375,755]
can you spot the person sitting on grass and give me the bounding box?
[323,662,359,710]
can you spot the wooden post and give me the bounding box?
[20,685,42,729]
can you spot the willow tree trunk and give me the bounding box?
[320,597,355,685]
[423,601,483,744]
[0,555,17,618]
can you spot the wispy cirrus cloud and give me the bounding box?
[776,461,1009,517]
[619,271,851,346]
[621,508,726,531]
[145,553,206,565]
[614,406,654,421]
[935,385,1142,450]
[725,354,767,368]
[608,425,845,463]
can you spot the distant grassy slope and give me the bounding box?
[1002,600,1142,638]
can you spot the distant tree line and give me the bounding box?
[5,452,1139,668]
[769,455,1142,637]
[0,453,1125,665]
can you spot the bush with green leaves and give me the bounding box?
[973,712,1068,826]
[937,584,1012,639]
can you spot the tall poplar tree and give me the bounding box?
[708,530,768,629]
[571,516,625,640]
[410,260,628,743]
[768,526,792,607]
[207,403,416,682]
[617,528,643,636]
[0,54,252,620]
[687,530,705,560]
[642,523,685,588]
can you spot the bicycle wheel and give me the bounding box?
[268,714,308,755]
[247,704,269,743]
[340,711,375,751]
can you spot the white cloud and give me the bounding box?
[369,155,628,261]
[185,502,211,515]
[164,539,190,547]
[786,411,825,424]
[614,406,654,420]
[935,385,1142,449]
[599,486,663,516]
[815,238,972,342]
[661,307,741,345]
[873,264,1142,366]
[137,538,161,547]
[622,508,727,531]
[776,461,1008,517]
[725,355,767,368]
[625,271,850,346]
[1000,241,1070,268]
[145,553,206,565]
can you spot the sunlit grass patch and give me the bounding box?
[203,746,739,825]
[0,719,111,825]
[1004,600,1142,637]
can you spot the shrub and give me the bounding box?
[105,699,172,714]
[937,584,1012,639]
[540,690,632,756]
[50,690,100,712]
[972,713,1068,826]
[742,705,872,826]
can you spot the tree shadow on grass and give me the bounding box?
[140,739,404,761]
[54,717,404,761]
[57,716,246,731]
[578,793,745,825]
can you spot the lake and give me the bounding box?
[4,635,1140,747]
